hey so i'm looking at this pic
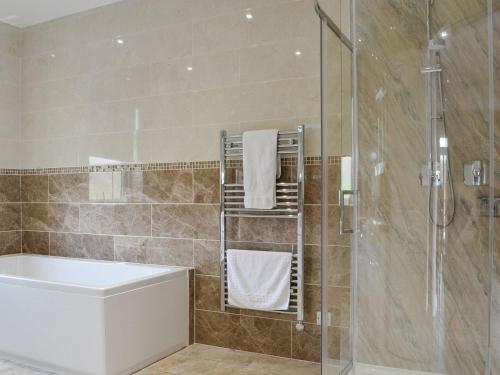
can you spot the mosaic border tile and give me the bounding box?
[0,156,337,175]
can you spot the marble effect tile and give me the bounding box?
[136,344,320,375]
[0,231,21,255]
[21,175,47,202]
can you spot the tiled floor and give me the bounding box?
[0,344,320,375]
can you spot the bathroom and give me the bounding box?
[0,0,498,374]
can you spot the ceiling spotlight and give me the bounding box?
[187,66,193,71]
[116,38,124,44]
[245,13,253,20]
[295,50,302,56]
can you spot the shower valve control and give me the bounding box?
[464,160,489,186]
[419,163,442,187]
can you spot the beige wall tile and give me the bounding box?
[17,0,322,168]
[240,38,319,83]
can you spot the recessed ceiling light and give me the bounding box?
[116,38,124,45]
[295,50,302,56]
[440,30,448,38]
[50,53,56,58]
[245,13,253,20]
[187,66,193,71]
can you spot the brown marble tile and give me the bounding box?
[193,168,219,203]
[304,245,320,285]
[304,283,321,324]
[327,246,350,287]
[50,232,114,260]
[193,204,219,240]
[327,286,350,327]
[227,217,296,244]
[304,205,320,245]
[80,204,151,236]
[0,231,21,255]
[21,175,48,202]
[49,173,89,202]
[114,236,148,263]
[0,203,21,231]
[195,310,243,350]
[22,231,49,255]
[237,315,292,357]
[143,170,193,203]
[304,165,321,204]
[194,239,220,276]
[195,310,292,358]
[292,323,321,362]
[22,203,78,232]
[49,203,79,232]
[195,275,220,311]
[239,308,295,321]
[21,203,49,231]
[146,237,194,267]
[328,163,341,205]
[119,171,147,203]
[0,175,20,202]
[152,204,218,240]
[327,326,342,360]
[328,205,350,246]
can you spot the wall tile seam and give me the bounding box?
[20,231,304,247]
[21,72,320,105]
[22,39,320,88]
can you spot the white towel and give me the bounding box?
[243,129,279,209]
[227,249,292,311]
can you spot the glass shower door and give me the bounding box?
[317,1,354,374]
[353,0,495,374]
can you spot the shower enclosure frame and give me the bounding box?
[315,0,358,374]
[318,0,496,374]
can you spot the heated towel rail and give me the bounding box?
[219,125,305,331]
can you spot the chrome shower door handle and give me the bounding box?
[339,190,355,234]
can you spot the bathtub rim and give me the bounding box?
[0,254,190,298]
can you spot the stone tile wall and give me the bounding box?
[0,159,345,362]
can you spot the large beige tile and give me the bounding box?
[240,38,319,83]
[193,13,244,56]
[191,51,239,91]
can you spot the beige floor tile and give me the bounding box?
[0,344,320,375]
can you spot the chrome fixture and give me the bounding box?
[464,160,489,186]
[219,125,305,332]
[421,34,456,228]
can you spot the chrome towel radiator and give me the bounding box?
[219,124,305,331]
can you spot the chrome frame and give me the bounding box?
[317,0,358,373]
[314,0,353,52]
[219,125,305,331]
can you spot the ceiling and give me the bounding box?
[0,0,125,28]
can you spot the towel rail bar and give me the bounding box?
[219,125,305,332]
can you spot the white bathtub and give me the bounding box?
[0,255,189,375]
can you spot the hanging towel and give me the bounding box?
[227,249,292,311]
[243,129,279,209]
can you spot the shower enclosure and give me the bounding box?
[319,0,499,374]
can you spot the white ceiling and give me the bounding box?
[0,0,125,28]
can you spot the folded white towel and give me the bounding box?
[227,249,292,311]
[243,129,279,209]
